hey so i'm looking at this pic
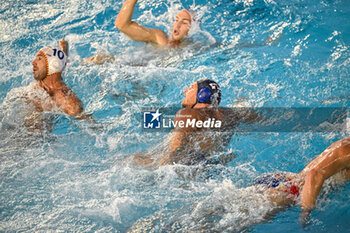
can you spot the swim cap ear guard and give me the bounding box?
[39,46,67,76]
[197,87,212,103]
[193,79,221,107]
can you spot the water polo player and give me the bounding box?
[253,137,350,226]
[131,79,258,167]
[31,39,83,117]
[116,0,193,47]
[84,0,195,64]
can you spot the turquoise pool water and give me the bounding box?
[0,0,349,232]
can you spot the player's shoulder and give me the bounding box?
[151,28,169,46]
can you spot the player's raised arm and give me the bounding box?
[115,0,168,45]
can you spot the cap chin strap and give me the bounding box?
[191,90,203,108]
[191,99,198,108]
[191,85,199,108]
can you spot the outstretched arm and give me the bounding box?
[299,138,350,224]
[115,0,168,45]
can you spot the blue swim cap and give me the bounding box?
[253,173,286,188]
[196,79,221,105]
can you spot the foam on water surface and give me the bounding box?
[0,0,349,232]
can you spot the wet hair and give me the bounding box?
[196,79,221,106]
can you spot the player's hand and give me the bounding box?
[59,38,68,55]
[299,209,311,228]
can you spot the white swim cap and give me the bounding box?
[39,46,67,76]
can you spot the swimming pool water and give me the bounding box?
[0,0,349,232]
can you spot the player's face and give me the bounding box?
[32,52,47,81]
[182,82,197,107]
[172,10,191,41]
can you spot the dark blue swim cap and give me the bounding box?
[196,79,221,105]
[253,173,286,188]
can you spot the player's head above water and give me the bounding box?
[32,46,66,81]
[171,9,193,41]
[182,79,221,108]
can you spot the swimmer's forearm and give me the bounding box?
[299,175,316,227]
[132,153,154,166]
[115,0,138,30]
[115,0,167,44]
[300,188,316,211]
[300,169,324,211]
[74,113,96,123]
[115,0,151,41]
[59,38,68,56]
[63,102,83,116]
[158,151,176,166]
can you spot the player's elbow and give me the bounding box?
[339,138,350,154]
[115,18,121,30]
[115,17,126,32]
[65,103,83,117]
[305,168,325,188]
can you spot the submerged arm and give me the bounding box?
[158,129,187,166]
[129,130,186,168]
[158,108,199,166]
[115,0,168,45]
